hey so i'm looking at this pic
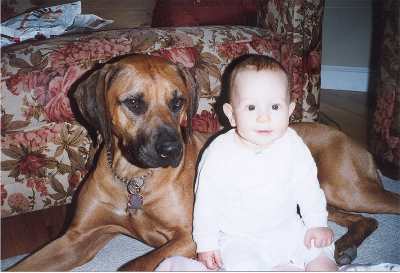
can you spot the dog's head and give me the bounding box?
[72,54,199,168]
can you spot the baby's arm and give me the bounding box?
[193,146,224,270]
[197,250,223,270]
[291,134,334,248]
[304,227,334,249]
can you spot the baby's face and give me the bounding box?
[223,69,295,150]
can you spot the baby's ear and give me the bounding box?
[223,103,236,127]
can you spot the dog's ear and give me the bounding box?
[177,64,199,138]
[72,63,120,150]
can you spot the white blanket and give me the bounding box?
[1,1,113,47]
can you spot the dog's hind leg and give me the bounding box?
[328,206,378,266]
[325,176,400,214]
[353,186,400,214]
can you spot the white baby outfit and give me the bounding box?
[192,128,335,271]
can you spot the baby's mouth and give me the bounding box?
[257,130,273,135]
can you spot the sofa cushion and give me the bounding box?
[151,0,257,27]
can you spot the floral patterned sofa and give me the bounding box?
[1,0,325,218]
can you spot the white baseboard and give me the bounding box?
[321,65,369,92]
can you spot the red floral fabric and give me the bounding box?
[1,0,324,217]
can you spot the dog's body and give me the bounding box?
[9,55,400,271]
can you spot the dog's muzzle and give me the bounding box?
[124,126,183,168]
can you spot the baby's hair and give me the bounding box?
[226,54,291,103]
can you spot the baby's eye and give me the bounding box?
[247,105,255,111]
[272,104,280,110]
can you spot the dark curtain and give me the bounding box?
[368,0,400,180]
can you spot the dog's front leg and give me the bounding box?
[118,233,196,271]
[8,226,117,271]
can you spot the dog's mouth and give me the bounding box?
[120,127,183,168]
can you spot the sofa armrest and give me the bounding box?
[257,0,325,53]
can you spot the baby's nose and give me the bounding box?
[256,113,270,123]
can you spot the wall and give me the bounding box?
[321,0,372,91]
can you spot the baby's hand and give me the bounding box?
[197,250,223,270]
[304,227,334,249]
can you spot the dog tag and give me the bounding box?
[128,193,143,210]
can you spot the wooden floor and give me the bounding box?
[320,89,368,147]
[1,90,368,260]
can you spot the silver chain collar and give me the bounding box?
[106,149,153,211]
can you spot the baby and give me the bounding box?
[157,54,337,271]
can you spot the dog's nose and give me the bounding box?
[153,126,183,167]
[156,140,182,161]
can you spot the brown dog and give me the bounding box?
[9,54,400,271]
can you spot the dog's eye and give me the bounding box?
[170,97,185,113]
[123,95,147,115]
